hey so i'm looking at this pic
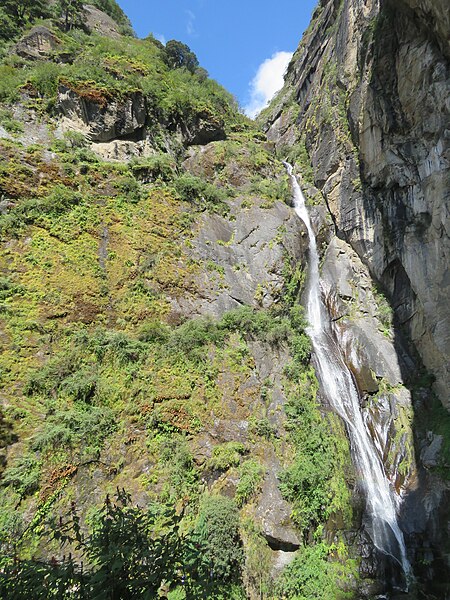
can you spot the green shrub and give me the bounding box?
[0,65,24,103]
[30,406,116,455]
[195,495,243,582]
[278,139,314,185]
[113,174,141,203]
[27,62,62,98]
[173,173,229,213]
[0,184,83,236]
[275,541,357,599]
[235,459,264,506]
[0,108,24,134]
[159,434,198,500]
[138,320,170,343]
[207,442,246,471]
[2,455,41,497]
[130,153,176,183]
[278,369,351,533]
[248,176,291,205]
[248,417,276,440]
[169,316,225,355]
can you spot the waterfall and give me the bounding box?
[285,163,411,584]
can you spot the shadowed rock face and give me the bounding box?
[264,0,450,409]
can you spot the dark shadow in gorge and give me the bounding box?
[358,1,450,595]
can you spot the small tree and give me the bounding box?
[57,0,84,31]
[165,40,199,73]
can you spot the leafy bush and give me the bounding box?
[0,184,83,236]
[26,61,61,98]
[235,459,264,506]
[0,491,205,599]
[248,417,276,440]
[278,138,314,185]
[278,369,351,533]
[130,153,176,183]
[275,541,357,599]
[248,176,291,205]
[195,495,243,582]
[30,406,116,455]
[207,442,246,471]
[2,455,41,497]
[169,316,225,355]
[0,109,24,134]
[159,434,198,500]
[173,173,230,213]
[0,65,24,103]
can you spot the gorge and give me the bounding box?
[0,0,448,598]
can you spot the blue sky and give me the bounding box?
[117,0,318,116]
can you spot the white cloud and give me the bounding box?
[244,51,293,119]
[186,10,196,36]
[155,33,166,45]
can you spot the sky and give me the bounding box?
[116,0,318,117]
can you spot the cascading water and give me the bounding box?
[285,163,411,586]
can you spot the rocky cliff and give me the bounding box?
[263,0,449,408]
[263,0,450,594]
[0,1,449,598]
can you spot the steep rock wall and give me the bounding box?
[264,0,449,408]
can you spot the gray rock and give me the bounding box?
[265,0,450,409]
[13,26,60,61]
[83,5,123,39]
[421,434,443,468]
[255,462,300,550]
[173,197,306,319]
[178,111,226,146]
[57,85,146,143]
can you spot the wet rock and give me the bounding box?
[57,85,146,143]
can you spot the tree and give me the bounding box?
[0,490,208,599]
[2,0,52,26]
[56,0,84,31]
[164,40,199,73]
[0,8,19,41]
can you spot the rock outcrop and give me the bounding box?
[263,0,450,591]
[13,26,61,60]
[57,85,147,142]
[264,0,450,409]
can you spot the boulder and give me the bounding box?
[255,468,301,551]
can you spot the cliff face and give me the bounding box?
[1,2,449,596]
[264,0,450,408]
[263,0,450,590]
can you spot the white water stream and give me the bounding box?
[285,163,411,583]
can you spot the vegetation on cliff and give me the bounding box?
[0,3,360,599]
